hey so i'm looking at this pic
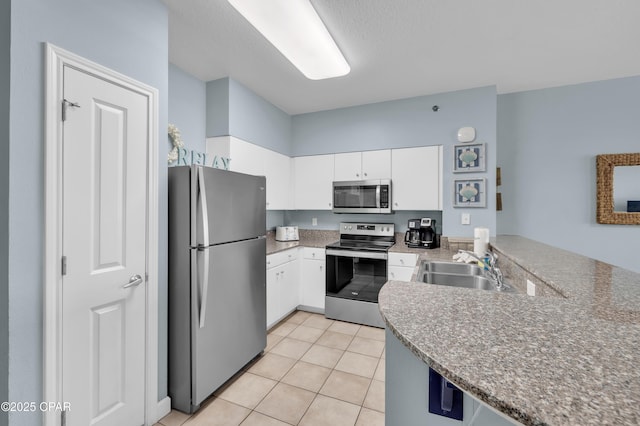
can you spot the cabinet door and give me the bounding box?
[229,137,265,176]
[280,260,300,316]
[263,149,292,210]
[334,152,362,181]
[301,259,326,310]
[293,154,335,210]
[391,146,442,210]
[388,266,414,282]
[266,267,281,329]
[362,149,391,180]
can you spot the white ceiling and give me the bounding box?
[165,0,640,115]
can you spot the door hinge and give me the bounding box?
[62,99,80,121]
[61,256,67,276]
[61,410,66,426]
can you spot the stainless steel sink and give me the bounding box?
[420,272,498,290]
[417,260,514,292]
[420,261,484,276]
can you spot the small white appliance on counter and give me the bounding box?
[275,226,299,241]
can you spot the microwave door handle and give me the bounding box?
[376,185,381,209]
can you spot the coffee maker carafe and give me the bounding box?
[404,219,422,247]
[419,218,439,249]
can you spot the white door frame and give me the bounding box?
[43,43,162,426]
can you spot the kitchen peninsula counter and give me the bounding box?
[379,235,640,426]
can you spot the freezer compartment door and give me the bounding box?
[193,166,266,246]
[192,237,267,407]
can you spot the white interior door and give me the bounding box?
[61,65,148,426]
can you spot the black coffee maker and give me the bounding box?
[419,218,439,249]
[404,218,422,248]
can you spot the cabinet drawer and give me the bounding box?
[388,266,415,282]
[267,248,299,269]
[303,247,325,261]
[388,252,417,267]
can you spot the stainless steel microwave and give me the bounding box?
[332,179,392,214]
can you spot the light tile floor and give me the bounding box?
[156,311,385,426]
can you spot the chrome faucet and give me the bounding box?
[458,250,505,291]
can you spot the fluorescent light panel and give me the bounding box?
[228,0,350,80]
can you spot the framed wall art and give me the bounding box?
[453,178,486,208]
[453,143,486,173]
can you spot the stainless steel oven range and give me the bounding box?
[325,222,395,328]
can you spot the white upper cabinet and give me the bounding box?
[206,136,292,210]
[334,150,391,181]
[293,154,335,210]
[263,149,292,210]
[391,145,442,210]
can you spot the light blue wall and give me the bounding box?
[497,76,640,273]
[291,86,498,237]
[8,1,169,423]
[284,211,443,234]
[169,63,207,153]
[0,2,10,425]
[204,82,497,237]
[229,79,292,155]
[207,77,293,155]
[206,78,230,138]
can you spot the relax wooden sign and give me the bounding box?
[173,147,231,170]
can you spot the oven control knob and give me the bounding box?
[348,226,352,230]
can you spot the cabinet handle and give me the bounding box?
[364,172,368,177]
[394,202,398,206]
[320,266,323,271]
[356,173,360,177]
[329,203,332,206]
[312,253,316,257]
[400,259,404,264]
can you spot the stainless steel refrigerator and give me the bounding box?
[168,165,267,414]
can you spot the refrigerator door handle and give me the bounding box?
[197,167,210,328]
[198,247,209,328]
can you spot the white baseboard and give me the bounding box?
[154,396,172,424]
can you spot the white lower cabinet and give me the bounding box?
[388,252,418,282]
[266,249,299,329]
[300,248,326,311]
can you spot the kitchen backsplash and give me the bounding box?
[267,210,443,233]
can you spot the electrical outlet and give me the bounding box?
[461,213,470,225]
[312,217,318,226]
[527,279,536,296]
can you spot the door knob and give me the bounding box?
[123,274,143,289]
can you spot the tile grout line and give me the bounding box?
[162,312,385,426]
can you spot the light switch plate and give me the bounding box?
[461,213,470,225]
[312,217,318,226]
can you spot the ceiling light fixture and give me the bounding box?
[227,0,350,80]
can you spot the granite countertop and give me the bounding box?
[378,235,640,426]
[266,229,339,255]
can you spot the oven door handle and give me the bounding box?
[326,249,388,260]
